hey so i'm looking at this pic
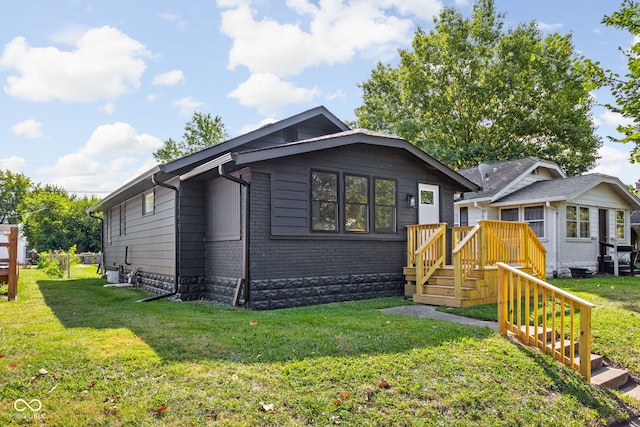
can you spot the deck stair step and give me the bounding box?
[420,284,477,298]
[619,381,640,400]
[519,325,555,342]
[545,339,579,357]
[574,353,604,371]
[590,366,630,390]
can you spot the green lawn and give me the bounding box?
[0,266,635,426]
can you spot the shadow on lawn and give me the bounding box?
[38,277,494,363]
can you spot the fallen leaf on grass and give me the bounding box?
[333,398,342,406]
[260,401,275,411]
[39,368,48,376]
[104,406,118,416]
[249,319,258,326]
[377,377,391,389]
[0,354,5,359]
[339,390,349,399]
[156,405,168,414]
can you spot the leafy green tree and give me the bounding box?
[601,0,640,163]
[0,169,31,224]
[153,112,229,163]
[355,0,601,176]
[21,185,101,252]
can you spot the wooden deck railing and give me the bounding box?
[414,225,447,292]
[452,224,481,298]
[497,262,594,381]
[453,226,474,248]
[0,225,19,301]
[406,224,446,268]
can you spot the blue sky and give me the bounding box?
[0,0,638,196]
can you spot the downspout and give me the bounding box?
[474,202,488,220]
[137,173,179,302]
[546,201,558,278]
[218,164,250,306]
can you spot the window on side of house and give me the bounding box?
[500,207,519,222]
[344,174,369,232]
[143,191,155,216]
[616,210,625,239]
[311,171,338,231]
[106,208,112,245]
[524,205,544,238]
[566,205,590,238]
[374,178,397,233]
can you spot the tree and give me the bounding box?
[0,169,31,224]
[355,0,601,176]
[21,185,101,252]
[601,0,640,163]
[153,112,229,163]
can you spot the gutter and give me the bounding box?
[546,201,559,278]
[88,210,104,275]
[218,164,250,306]
[137,173,179,302]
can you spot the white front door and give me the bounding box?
[418,183,440,224]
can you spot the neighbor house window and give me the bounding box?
[616,210,626,239]
[524,206,544,238]
[567,205,590,238]
[344,175,369,232]
[374,178,397,233]
[500,208,519,222]
[143,191,155,216]
[311,171,338,231]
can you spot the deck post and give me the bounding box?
[7,226,19,301]
[497,265,507,336]
[579,305,592,382]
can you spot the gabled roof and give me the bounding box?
[229,129,479,191]
[492,173,640,210]
[458,157,566,202]
[161,105,349,175]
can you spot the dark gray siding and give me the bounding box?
[103,183,176,292]
[245,145,462,309]
[176,180,206,299]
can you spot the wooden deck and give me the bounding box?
[405,221,546,308]
[0,225,19,301]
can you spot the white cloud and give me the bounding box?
[172,96,205,116]
[159,12,189,31]
[590,144,639,185]
[80,122,163,156]
[537,22,563,32]
[39,152,101,176]
[0,155,26,172]
[237,117,277,135]
[11,119,43,138]
[0,26,150,102]
[101,102,115,114]
[219,1,437,77]
[228,73,320,115]
[152,70,185,85]
[601,110,635,128]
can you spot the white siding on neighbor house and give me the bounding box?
[103,183,176,277]
[555,202,599,276]
[505,169,556,194]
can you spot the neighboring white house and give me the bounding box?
[454,157,640,277]
[0,226,27,264]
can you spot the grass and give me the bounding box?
[439,275,640,376]
[0,266,635,426]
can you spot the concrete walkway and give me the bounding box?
[381,304,498,331]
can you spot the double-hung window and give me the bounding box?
[616,210,625,239]
[566,205,590,238]
[374,178,397,233]
[311,171,338,231]
[143,191,155,216]
[524,206,544,238]
[344,175,369,232]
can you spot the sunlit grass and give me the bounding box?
[0,266,634,425]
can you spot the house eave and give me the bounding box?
[86,165,162,213]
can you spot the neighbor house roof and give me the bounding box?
[457,157,566,202]
[491,173,640,210]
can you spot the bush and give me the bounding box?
[37,251,64,278]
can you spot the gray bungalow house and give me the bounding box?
[88,106,478,309]
[454,157,640,277]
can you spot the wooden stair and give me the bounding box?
[405,265,496,308]
[514,326,637,398]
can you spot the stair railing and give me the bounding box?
[414,224,447,293]
[497,262,594,381]
[452,224,482,298]
[406,224,446,269]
